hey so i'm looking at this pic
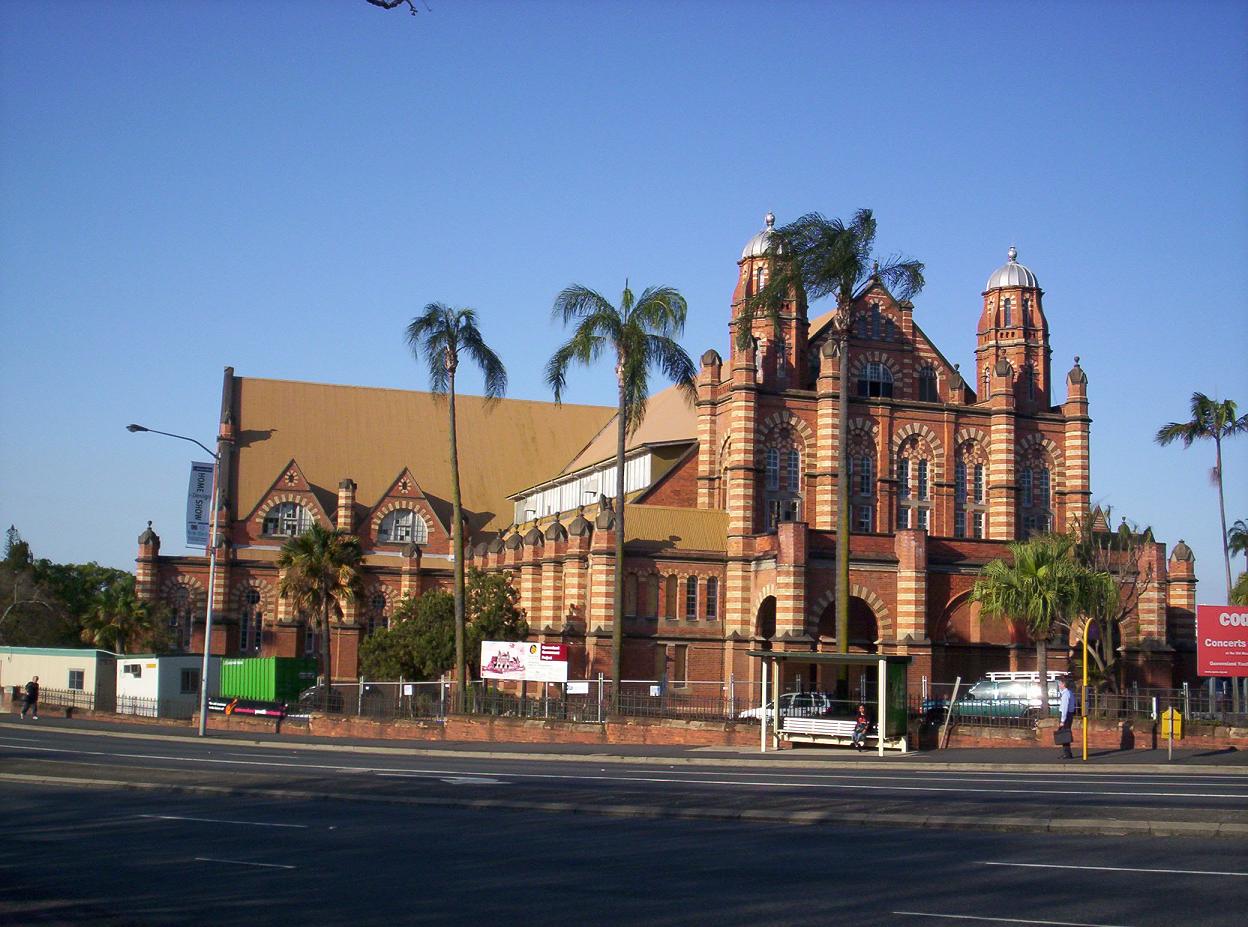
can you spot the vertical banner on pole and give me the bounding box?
[186,461,214,548]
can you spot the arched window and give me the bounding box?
[263,501,312,538]
[705,577,718,621]
[378,509,428,545]
[169,586,193,652]
[755,266,767,293]
[918,365,938,402]
[303,622,321,662]
[884,318,895,342]
[856,314,868,339]
[955,443,988,539]
[1021,364,1037,402]
[367,592,389,635]
[624,574,638,617]
[857,362,894,398]
[982,367,991,399]
[871,303,882,340]
[849,440,875,532]
[239,588,262,654]
[896,438,932,532]
[1002,297,1012,328]
[765,444,802,529]
[644,574,659,619]
[665,574,678,619]
[685,576,698,620]
[1018,453,1053,536]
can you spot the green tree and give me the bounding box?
[79,574,159,654]
[1228,518,1248,574]
[0,529,73,646]
[745,210,923,687]
[973,534,1114,713]
[406,303,508,710]
[464,568,528,675]
[277,524,364,687]
[1232,571,1248,607]
[359,590,455,680]
[545,281,696,705]
[1155,393,1247,601]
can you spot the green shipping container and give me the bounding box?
[219,657,317,703]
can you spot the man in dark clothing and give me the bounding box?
[20,675,39,720]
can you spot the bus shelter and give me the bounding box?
[746,651,911,755]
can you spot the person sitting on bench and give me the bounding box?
[851,703,870,751]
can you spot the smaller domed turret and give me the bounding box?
[1067,356,1087,385]
[986,246,1039,290]
[1170,539,1194,562]
[740,212,781,259]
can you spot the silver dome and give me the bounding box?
[985,246,1038,289]
[741,212,782,259]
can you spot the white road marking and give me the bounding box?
[193,857,296,870]
[439,776,504,785]
[3,739,1246,800]
[979,861,1248,877]
[139,814,308,829]
[894,913,1133,927]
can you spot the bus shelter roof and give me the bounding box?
[745,651,910,666]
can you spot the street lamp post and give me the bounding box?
[127,424,220,737]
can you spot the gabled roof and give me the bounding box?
[560,382,698,475]
[232,376,616,537]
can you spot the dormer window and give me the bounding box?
[379,509,428,545]
[263,501,312,538]
[857,362,894,398]
[918,365,938,402]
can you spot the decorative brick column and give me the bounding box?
[775,521,808,640]
[1166,541,1197,647]
[336,479,356,532]
[814,341,838,531]
[400,543,422,600]
[1061,359,1091,529]
[696,350,722,508]
[988,359,1017,539]
[894,528,927,641]
[541,518,566,632]
[136,522,160,602]
[563,512,592,628]
[587,507,617,635]
[520,526,543,629]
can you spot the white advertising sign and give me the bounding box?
[186,461,214,548]
[566,681,590,695]
[480,641,569,682]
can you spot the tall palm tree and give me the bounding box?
[545,282,696,706]
[80,574,154,655]
[277,524,364,690]
[972,534,1113,713]
[1228,518,1248,574]
[1155,393,1247,600]
[744,210,923,688]
[406,304,507,708]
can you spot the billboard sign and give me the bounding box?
[186,461,214,548]
[480,641,569,682]
[1196,605,1248,677]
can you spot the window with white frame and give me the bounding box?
[856,362,894,398]
[849,442,875,532]
[764,445,802,530]
[68,669,85,690]
[954,444,987,539]
[1018,454,1053,536]
[263,501,313,538]
[705,577,718,620]
[896,438,932,532]
[685,576,698,620]
[378,509,427,545]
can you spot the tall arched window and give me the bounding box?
[871,303,882,339]
[1018,453,1053,536]
[765,444,802,529]
[263,501,312,537]
[849,439,875,532]
[378,509,428,545]
[169,586,193,652]
[884,318,895,341]
[367,592,389,635]
[239,588,262,654]
[896,438,932,531]
[857,362,894,398]
[685,576,698,620]
[856,314,868,339]
[644,574,659,619]
[665,574,678,620]
[918,365,938,402]
[954,442,988,539]
[755,266,767,293]
[624,573,639,617]
[1002,297,1013,328]
[705,577,718,621]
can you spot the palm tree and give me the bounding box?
[545,282,696,706]
[744,210,923,689]
[972,534,1113,713]
[80,574,154,654]
[1228,518,1248,574]
[406,304,507,709]
[277,524,364,691]
[1155,394,1247,600]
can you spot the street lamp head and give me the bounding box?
[126,424,148,433]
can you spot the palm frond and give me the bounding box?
[458,318,508,404]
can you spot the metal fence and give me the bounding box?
[115,694,199,721]
[29,686,95,712]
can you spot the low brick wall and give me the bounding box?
[942,717,1248,751]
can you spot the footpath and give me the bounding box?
[4,713,1245,774]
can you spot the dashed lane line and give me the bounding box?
[894,913,1133,927]
[192,857,296,870]
[978,860,1248,877]
[139,813,308,829]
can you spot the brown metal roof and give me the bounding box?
[623,505,728,553]
[561,382,698,474]
[232,377,616,536]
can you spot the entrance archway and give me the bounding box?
[756,596,777,650]
[815,597,879,652]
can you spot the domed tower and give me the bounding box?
[730,213,808,389]
[975,247,1051,410]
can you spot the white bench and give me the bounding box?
[781,716,907,752]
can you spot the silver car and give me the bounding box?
[737,691,835,721]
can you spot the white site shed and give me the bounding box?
[116,654,221,718]
[0,646,118,712]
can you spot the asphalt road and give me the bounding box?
[1,719,1247,834]
[3,783,1247,927]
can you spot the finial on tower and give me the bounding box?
[1007,245,1018,262]
[765,212,775,229]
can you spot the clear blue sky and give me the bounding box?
[2,1,1246,598]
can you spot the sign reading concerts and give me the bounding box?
[480,641,569,683]
[1196,606,1248,677]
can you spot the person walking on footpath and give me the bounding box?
[20,675,40,720]
[1056,676,1076,759]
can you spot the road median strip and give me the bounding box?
[5,772,1245,839]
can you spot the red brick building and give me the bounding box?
[137,217,1198,692]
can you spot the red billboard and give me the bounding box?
[1196,605,1248,677]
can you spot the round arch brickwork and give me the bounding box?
[806,584,891,629]
[1016,432,1066,482]
[253,493,331,529]
[757,411,814,448]
[370,501,434,537]
[230,576,275,614]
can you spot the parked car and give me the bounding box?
[737,691,836,721]
[924,672,1064,720]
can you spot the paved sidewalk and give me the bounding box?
[4,714,1244,772]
